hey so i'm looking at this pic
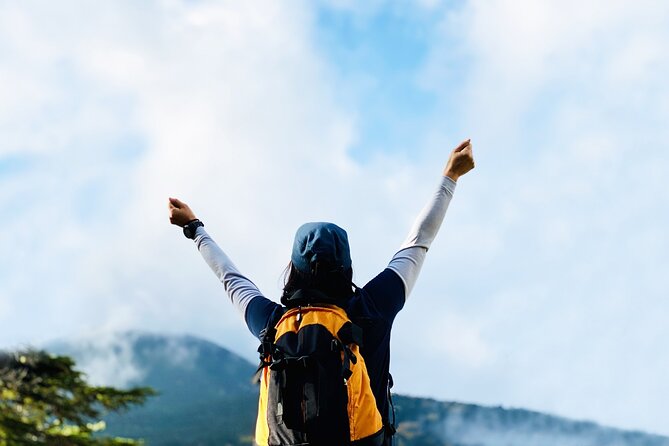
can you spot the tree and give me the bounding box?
[0,349,155,445]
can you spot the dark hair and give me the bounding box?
[281,261,354,304]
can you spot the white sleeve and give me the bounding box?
[193,226,265,318]
[386,175,457,299]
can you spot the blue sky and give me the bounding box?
[315,4,442,161]
[1,0,668,437]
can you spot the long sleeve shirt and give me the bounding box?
[192,175,457,420]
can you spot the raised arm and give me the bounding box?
[167,198,275,324]
[387,139,475,299]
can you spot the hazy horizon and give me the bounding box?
[1,0,668,437]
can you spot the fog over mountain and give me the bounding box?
[46,332,669,446]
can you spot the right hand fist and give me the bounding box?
[443,139,475,181]
[168,197,197,227]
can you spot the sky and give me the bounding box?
[1,0,668,437]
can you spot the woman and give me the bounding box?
[168,139,475,445]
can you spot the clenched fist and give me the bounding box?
[168,197,197,227]
[444,139,475,181]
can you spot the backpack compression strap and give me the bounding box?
[386,374,397,438]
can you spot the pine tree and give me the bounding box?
[0,349,155,445]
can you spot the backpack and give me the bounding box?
[254,289,386,446]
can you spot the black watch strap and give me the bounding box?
[183,219,204,239]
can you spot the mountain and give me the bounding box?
[390,396,669,446]
[48,332,669,446]
[49,332,258,445]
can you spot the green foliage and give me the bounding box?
[0,349,155,445]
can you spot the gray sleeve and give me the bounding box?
[386,175,457,299]
[193,226,264,318]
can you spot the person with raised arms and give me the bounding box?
[168,139,475,446]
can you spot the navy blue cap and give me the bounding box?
[291,222,352,274]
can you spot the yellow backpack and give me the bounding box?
[254,290,385,446]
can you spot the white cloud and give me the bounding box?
[416,0,669,436]
[61,332,147,388]
[0,0,420,357]
[0,294,10,320]
[1,0,668,438]
[429,312,494,368]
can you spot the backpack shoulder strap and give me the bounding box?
[252,306,286,384]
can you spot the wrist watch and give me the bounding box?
[183,219,204,239]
